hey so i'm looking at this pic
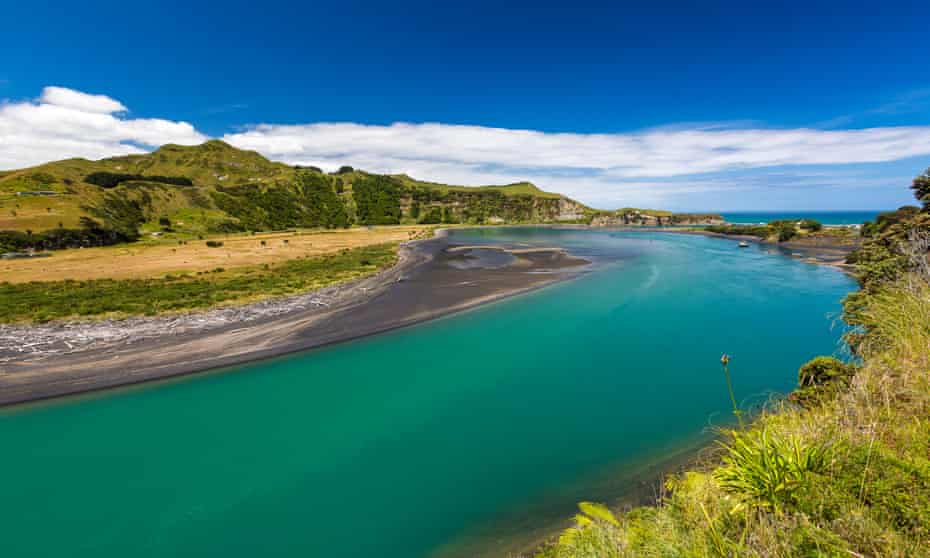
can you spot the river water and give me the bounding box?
[0,228,856,558]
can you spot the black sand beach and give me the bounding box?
[0,231,589,406]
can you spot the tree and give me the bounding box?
[799,218,822,232]
[770,220,797,242]
[419,207,442,224]
[353,175,402,225]
[912,167,930,210]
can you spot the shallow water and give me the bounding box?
[0,228,856,558]
[445,247,517,269]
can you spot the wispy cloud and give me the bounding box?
[223,121,930,180]
[816,87,930,129]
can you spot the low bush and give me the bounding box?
[791,356,856,406]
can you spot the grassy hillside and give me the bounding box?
[0,141,589,252]
[392,174,562,198]
[535,172,930,557]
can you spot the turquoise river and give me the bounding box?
[0,228,856,557]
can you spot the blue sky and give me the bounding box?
[2,0,930,211]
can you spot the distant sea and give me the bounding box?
[722,210,884,225]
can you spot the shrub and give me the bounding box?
[205,240,224,248]
[419,207,443,224]
[772,221,798,242]
[549,502,622,558]
[912,167,930,208]
[799,218,823,231]
[713,427,829,514]
[353,175,402,225]
[792,356,856,405]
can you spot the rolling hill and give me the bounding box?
[0,140,594,251]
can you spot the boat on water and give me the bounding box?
[738,241,750,248]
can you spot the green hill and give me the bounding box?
[0,141,593,251]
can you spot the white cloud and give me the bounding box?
[0,86,207,169]
[223,121,930,180]
[40,86,127,114]
[223,121,930,208]
[1,86,926,209]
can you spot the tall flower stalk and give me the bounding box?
[721,354,744,428]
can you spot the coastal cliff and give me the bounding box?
[589,209,723,227]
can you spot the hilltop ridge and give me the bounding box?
[0,141,597,242]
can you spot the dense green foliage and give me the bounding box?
[0,218,131,252]
[210,170,349,230]
[353,175,402,225]
[706,223,772,238]
[860,205,921,238]
[771,220,799,242]
[538,171,930,558]
[84,172,193,188]
[799,218,823,232]
[847,204,930,291]
[418,206,443,224]
[83,190,147,239]
[791,356,857,406]
[0,243,397,323]
[912,167,930,209]
[707,219,812,242]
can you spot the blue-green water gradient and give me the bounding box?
[0,229,856,558]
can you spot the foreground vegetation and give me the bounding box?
[0,243,397,323]
[706,218,829,242]
[537,171,930,557]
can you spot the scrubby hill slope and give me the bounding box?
[0,141,592,251]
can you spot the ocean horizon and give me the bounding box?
[720,210,886,225]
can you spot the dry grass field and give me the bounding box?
[1,226,430,283]
[0,194,89,231]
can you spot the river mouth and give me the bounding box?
[0,227,856,558]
